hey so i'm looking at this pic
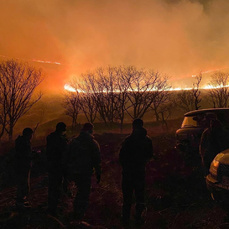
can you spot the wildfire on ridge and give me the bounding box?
[64,84,76,92]
[0,54,61,65]
[64,83,229,93]
[31,59,61,65]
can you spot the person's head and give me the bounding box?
[132,118,144,130]
[56,122,66,133]
[22,128,33,140]
[81,123,94,134]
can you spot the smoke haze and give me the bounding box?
[0,0,229,90]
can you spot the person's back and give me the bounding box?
[119,119,153,226]
[119,127,153,172]
[66,123,101,221]
[68,131,101,176]
[46,122,67,215]
[46,131,67,170]
[15,128,33,208]
[15,134,32,171]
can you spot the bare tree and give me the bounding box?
[0,96,7,139]
[79,94,97,123]
[175,90,195,112]
[0,59,43,140]
[192,73,202,110]
[77,67,118,125]
[63,91,81,128]
[175,73,202,112]
[113,67,130,132]
[71,75,99,124]
[151,90,171,121]
[158,100,175,130]
[208,71,229,108]
[125,66,170,119]
[68,66,169,128]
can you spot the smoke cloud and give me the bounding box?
[0,0,229,90]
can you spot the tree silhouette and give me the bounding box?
[175,73,202,112]
[125,67,169,119]
[0,59,43,140]
[63,91,81,128]
[208,71,229,108]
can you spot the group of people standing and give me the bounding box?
[14,119,154,226]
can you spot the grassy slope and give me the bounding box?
[0,119,228,228]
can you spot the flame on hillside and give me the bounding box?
[0,54,61,65]
[64,83,229,93]
[64,84,76,92]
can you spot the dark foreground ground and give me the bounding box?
[0,131,229,229]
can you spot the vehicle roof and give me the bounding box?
[184,108,229,117]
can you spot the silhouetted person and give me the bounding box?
[67,123,101,221]
[119,119,153,226]
[15,127,33,208]
[200,118,229,176]
[46,122,68,216]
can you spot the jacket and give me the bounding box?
[67,131,101,176]
[46,131,68,172]
[119,127,153,172]
[15,135,32,171]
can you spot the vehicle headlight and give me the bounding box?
[209,159,220,178]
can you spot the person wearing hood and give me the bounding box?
[119,119,153,226]
[46,122,68,216]
[67,122,101,221]
[15,127,33,208]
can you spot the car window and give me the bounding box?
[181,116,198,128]
[181,110,229,129]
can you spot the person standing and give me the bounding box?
[67,123,101,221]
[15,128,34,208]
[119,119,153,226]
[200,118,229,176]
[46,122,68,216]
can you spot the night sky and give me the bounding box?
[0,0,229,92]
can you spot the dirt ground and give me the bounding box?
[0,129,229,229]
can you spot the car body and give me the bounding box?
[206,149,229,206]
[175,108,229,154]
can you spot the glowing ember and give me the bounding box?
[64,84,76,92]
[31,59,61,65]
[0,54,61,65]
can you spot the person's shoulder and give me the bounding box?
[47,131,55,138]
[121,135,132,144]
[15,135,23,146]
[15,135,22,142]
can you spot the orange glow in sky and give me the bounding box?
[1,0,229,93]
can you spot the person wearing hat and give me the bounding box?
[15,127,34,208]
[46,122,68,216]
[119,119,153,226]
[67,122,101,221]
